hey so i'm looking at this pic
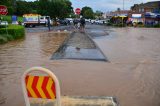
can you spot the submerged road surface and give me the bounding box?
[0,25,160,106]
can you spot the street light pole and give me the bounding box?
[122,0,124,27]
[123,0,124,10]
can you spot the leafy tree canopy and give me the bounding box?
[81,6,94,19]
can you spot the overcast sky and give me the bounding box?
[26,0,160,12]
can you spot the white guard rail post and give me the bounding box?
[22,67,61,106]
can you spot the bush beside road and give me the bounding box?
[0,15,23,23]
[0,25,25,44]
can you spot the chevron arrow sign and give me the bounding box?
[25,75,56,99]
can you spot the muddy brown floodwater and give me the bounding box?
[0,26,160,106]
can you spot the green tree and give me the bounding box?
[38,0,73,20]
[15,1,39,15]
[81,6,94,19]
[83,9,94,19]
[94,10,103,19]
[95,10,103,17]
[0,0,16,15]
[16,1,31,15]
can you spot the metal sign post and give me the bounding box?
[5,21,8,35]
[22,67,61,106]
[0,5,8,35]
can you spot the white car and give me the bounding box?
[98,20,107,24]
[0,21,8,26]
[91,20,95,24]
[95,20,100,24]
[66,18,73,24]
[85,19,90,22]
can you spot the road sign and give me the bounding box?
[22,67,61,106]
[0,5,8,15]
[75,8,81,15]
[26,75,56,99]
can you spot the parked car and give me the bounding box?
[91,20,95,24]
[85,19,90,22]
[57,19,69,25]
[66,18,73,24]
[98,20,107,24]
[95,20,100,24]
[0,21,8,26]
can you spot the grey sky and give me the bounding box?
[26,0,160,12]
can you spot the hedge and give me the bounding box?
[0,25,25,44]
[1,15,23,23]
[0,34,14,44]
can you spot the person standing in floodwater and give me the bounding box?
[46,17,51,31]
[80,17,86,32]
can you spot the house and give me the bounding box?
[131,1,160,13]
[129,1,160,25]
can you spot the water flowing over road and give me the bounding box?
[0,25,160,106]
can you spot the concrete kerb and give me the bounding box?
[50,32,75,60]
[85,32,109,62]
[61,96,119,106]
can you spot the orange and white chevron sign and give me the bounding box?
[25,75,56,99]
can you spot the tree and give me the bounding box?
[95,10,103,17]
[83,9,94,19]
[15,1,38,15]
[81,6,94,19]
[0,0,16,15]
[38,0,73,20]
[94,10,103,19]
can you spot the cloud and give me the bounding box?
[71,0,160,12]
[25,0,160,12]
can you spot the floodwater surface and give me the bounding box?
[0,26,160,106]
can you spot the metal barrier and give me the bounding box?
[22,67,61,106]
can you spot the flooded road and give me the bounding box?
[0,25,160,106]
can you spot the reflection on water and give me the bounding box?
[0,27,160,106]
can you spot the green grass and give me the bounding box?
[0,15,23,23]
[0,24,25,44]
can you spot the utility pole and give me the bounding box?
[122,0,124,27]
[123,0,124,10]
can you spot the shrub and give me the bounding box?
[0,34,14,44]
[0,24,25,39]
[153,24,160,28]
[0,25,25,44]
[0,25,6,28]
[1,15,23,24]
[0,35,8,44]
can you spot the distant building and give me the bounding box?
[131,1,160,13]
[110,10,130,16]
[129,1,160,25]
[102,12,113,19]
